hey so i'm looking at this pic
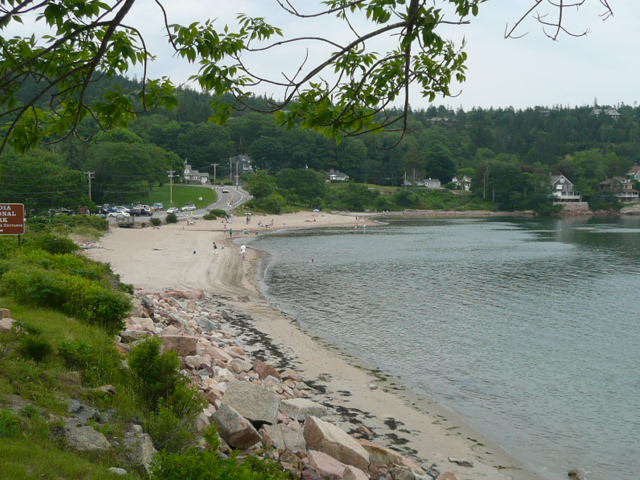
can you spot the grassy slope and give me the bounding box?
[145,185,216,209]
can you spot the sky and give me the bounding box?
[9,1,640,111]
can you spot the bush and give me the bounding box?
[150,218,162,227]
[166,213,178,224]
[59,339,123,386]
[151,434,291,480]
[209,209,228,218]
[17,335,53,362]
[27,233,79,254]
[0,410,20,438]
[128,337,205,452]
[202,213,217,220]
[0,267,131,333]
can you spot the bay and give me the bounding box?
[251,217,640,480]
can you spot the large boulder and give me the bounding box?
[359,439,403,466]
[212,403,261,449]
[124,425,157,474]
[261,424,306,453]
[63,425,111,452]
[0,317,14,333]
[222,381,280,426]
[254,361,281,379]
[304,416,370,471]
[161,335,199,356]
[343,465,369,480]
[308,450,347,479]
[281,398,328,421]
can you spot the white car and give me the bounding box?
[181,203,196,211]
[166,207,179,214]
[221,188,229,193]
[107,211,130,218]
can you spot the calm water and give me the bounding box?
[250,217,640,480]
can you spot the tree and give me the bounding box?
[276,168,326,206]
[2,0,535,155]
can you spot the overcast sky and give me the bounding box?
[11,1,640,111]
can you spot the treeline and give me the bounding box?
[3,75,640,212]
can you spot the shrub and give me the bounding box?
[128,338,205,452]
[0,410,20,438]
[202,213,217,220]
[0,267,131,333]
[166,213,178,224]
[209,209,228,218]
[150,218,162,227]
[59,339,123,386]
[17,335,53,362]
[28,233,79,254]
[151,433,291,480]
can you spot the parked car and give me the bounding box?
[131,204,151,216]
[166,207,179,214]
[107,211,130,218]
[152,202,164,211]
[221,188,229,193]
[181,203,196,211]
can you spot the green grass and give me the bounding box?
[145,186,216,209]
[0,438,138,480]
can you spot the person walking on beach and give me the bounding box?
[240,244,247,260]
[229,228,233,238]
[212,241,217,253]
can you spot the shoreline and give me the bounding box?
[87,211,544,480]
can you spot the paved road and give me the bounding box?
[108,185,251,225]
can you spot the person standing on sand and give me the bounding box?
[212,241,217,253]
[240,244,247,260]
[229,228,233,238]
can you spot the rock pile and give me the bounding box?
[119,290,459,480]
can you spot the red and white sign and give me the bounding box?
[0,203,25,235]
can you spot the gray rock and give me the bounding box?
[196,316,217,332]
[212,403,261,449]
[281,398,328,421]
[120,330,151,343]
[222,381,280,426]
[108,467,128,476]
[63,425,111,452]
[124,427,157,474]
[67,400,101,424]
[0,317,14,333]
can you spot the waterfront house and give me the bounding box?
[550,174,581,202]
[599,177,639,202]
[183,162,210,184]
[326,169,350,182]
[451,175,472,191]
[230,154,254,175]
[626,165,640,181]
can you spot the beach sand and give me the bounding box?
[87,211,543,480]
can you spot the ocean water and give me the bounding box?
[251,217,640,480]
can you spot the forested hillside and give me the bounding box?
[2,75,639,212]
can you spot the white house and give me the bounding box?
[417,178,442,189]
[451,175,472,191]
[183,161,210,184]
[550,174,581,202]
[230,154,254,175]
[326,169,350,182]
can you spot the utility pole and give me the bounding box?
[211,163,219,185]
[229,157,233,184]
[84,171,95,202]
[167,170,175,206]
[235,160,239,187]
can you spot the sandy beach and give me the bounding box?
[87,210,543,480]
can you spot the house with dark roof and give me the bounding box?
[550,174,581,202]
[599,176,639,202]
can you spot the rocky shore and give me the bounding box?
[118,288,476,480]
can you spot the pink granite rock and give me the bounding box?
[304,416,370,471]
[161,335,198,356]
[342,465,369,480]
[307,450,347,479]
[254,361,281,380]
[207,346,232,363]
[359,439,402,466]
